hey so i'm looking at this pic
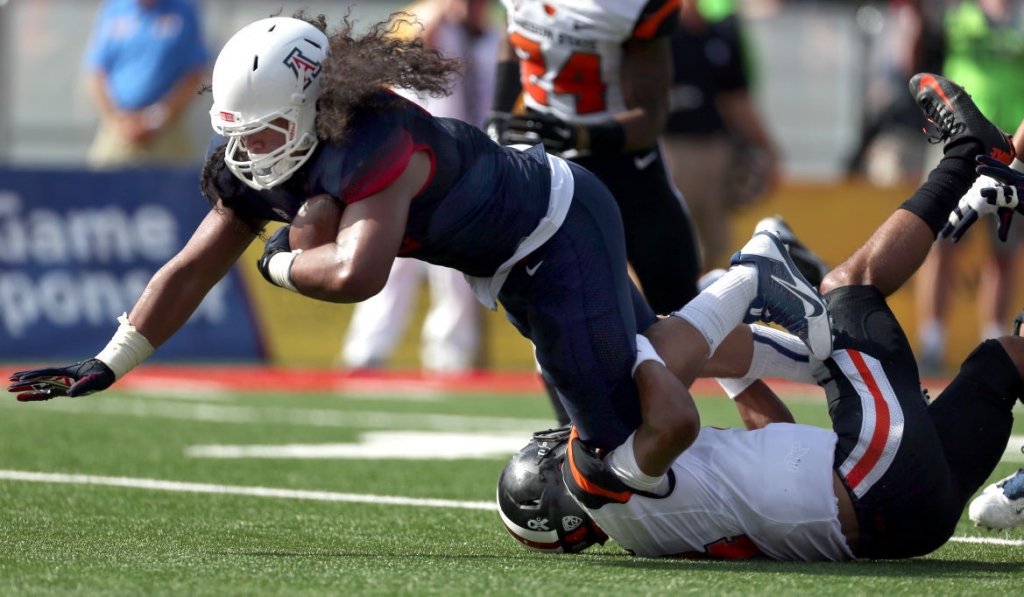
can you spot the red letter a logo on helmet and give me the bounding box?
[283,47,322,90]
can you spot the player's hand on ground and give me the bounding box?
[503,111,579,152]
[941,156,1024,242]
[8,359,115,402]
[257,225,292,287]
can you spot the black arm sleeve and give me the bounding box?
[492,60,523,113]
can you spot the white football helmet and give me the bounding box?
[210,17,329,190]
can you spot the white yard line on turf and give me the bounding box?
[0,469,497,511]
[0,469,1021,548]
[947,536,1024,547]
[0,395,554,432]
[186,431,532,460]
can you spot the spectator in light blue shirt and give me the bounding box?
[84,0,208,167]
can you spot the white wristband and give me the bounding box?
[94,313,156,380]
[268,250,299,292]
[1012,158,1024,173]
[716,377,756,399]
[632,335,666,377]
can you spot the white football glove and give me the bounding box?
[941,157,1024,242]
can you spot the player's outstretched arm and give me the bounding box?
[8,204,258,402]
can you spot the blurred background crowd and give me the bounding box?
[1,0,1022,375]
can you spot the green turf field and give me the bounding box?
[1,386,1022,596]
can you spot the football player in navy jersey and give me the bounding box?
[7,13,703,465]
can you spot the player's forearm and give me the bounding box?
[129,209,256,347]
[614,36,671,151]
[129,256,231,348]
[632,358,701,476]
[1012,117,1024,153]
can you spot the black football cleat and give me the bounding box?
[910,73,1016,164]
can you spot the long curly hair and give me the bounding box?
[200,11,461,231]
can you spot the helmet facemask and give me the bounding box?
[210,17,328,190]
[218,107,317,190]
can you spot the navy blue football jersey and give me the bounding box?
[205,92,553,277]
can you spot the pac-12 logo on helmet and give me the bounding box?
[283,47,322,90]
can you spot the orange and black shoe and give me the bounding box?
[563,428,677,509]
[910,73,1016,164]
[562,427,634,510]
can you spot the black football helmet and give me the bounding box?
[496,427,608,553]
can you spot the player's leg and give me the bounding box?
[927,307,1024,531]
[688,218,830,388]
[820,73,1016,298]
[498,162,658,452]
[648,227,832,384]
[573,146,702,314]
[818,283,969,558]
[925,335,1024,507]
[815,76,1019,557]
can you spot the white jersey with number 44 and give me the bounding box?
[501,0,679,124]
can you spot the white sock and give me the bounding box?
[672,264,757,356]
[747,325,817,384]
[607,431,669,496]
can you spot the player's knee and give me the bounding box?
[818,259,870,294]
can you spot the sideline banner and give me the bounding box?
[0,167,263,362]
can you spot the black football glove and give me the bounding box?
[8,358,115,402]
[257,225,292,286]
[943,155,1024,242]
[503,111,579,153]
